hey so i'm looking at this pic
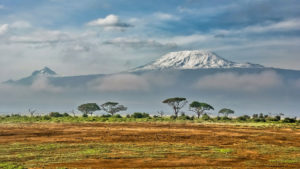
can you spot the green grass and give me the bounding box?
[0,142,238,168]
[0,162,25,169]
[238,142,300,167]
[269,157,300,164]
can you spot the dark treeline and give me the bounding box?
[0,97,298,123]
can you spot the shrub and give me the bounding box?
[63,113,70,117]
[153,115,159,118]
[170,115,177,120]
[252,114,258,119]
[101,114,112,118]
[282,117,296,123]
[237,115,251,121]
[43,115,51,120]
[202,114,211,121]
[221,116,232,121]
[253,118,266,122]
[215,116,222,121]
[11,114,21,117]
[131,112,150,118]
[112,114,122,118]
[267,115,281,121]
[178,113,191,120]
[49,112,63,117]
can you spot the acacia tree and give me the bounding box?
[189,101,214,118]
[218,108,234,117]
[28,108,36,117]
[162,97,187,118]
[101,102,127,116]
[78,103,100,117]
[157,111,165,118]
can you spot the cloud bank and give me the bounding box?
[194,71,283,92]
[88,72,177,92]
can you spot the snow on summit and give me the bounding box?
[133,50,264,71]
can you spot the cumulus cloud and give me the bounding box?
[0,21,31,36]
[104,37,177,50]
[0,24,9,35]
[194,71,283,92]
[87,14,132,31]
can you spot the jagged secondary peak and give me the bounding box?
[31,67,57,76]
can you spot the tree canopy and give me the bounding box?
[218,108,234,117]
[78,103,100,116]
[101,102,127,115]
[189,101,214,118]
[162,97,187,118]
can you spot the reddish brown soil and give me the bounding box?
[0,122,299,168]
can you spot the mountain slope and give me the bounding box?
[4,67,57,85]
[133,50,264,71]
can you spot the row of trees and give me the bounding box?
[77,97,234,118]
[78,102,127,117]
[162,97,234,119]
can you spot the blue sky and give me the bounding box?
[0,0,300,80]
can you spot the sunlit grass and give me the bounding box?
[0,142,239,168]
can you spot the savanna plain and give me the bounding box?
[0,120,299,169]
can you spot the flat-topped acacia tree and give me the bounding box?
[78,103,101,117]
[101,102,127,116]
[189,101,214,118]
[162,97,187,118]
[218,108,234,117]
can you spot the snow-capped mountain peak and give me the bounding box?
[133,50,264,71]
[31,67,57,76]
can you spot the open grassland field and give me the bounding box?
[0,122,299,169]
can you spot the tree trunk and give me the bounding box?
[173,106,178,118]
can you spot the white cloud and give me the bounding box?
[89,74,149,92]
[0,77,62,94]
[104,37,177,50]
[9,30,73,45]
[244,19,300,33]
[194,71,283,92]
[10,21,32,29]
[31,77,62,93]
[0,21,31,36]
[88,72,177,92]
[0,24,9,35]
[177,4,237,16]
[166,34,209,45]
[87,14,132,31]
[154,12,179,20]
[0,5,4,9]
[213,18,300,36]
